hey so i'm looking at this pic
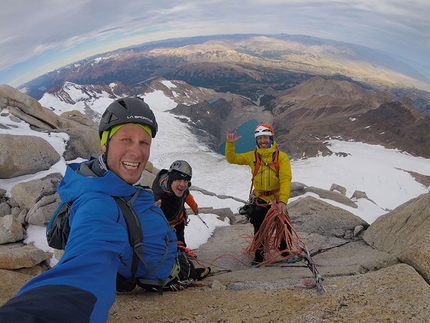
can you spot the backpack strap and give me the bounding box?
[272,149,280,175]
[114,190,144,280]
[251,148,260,183]
[115,189,170,283]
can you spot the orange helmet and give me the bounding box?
[254,123,274,138]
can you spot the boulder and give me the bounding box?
[363,192,430,283]
[61,128,100,161]
[351,189,377,204]
[330,183,347,195]
[0,84,59,129]
[0,269,33,306]
[0,134,60,179]
[140,161,157,187]
[55,110,100,160]
[288,195,368,237]
[26,193,61,226]
[0,203,11,217]
[10,173,62,210]
[305,185,357,208]
[0,87,101,163]
[0,243,51,270]
[0,215,25,244]
[58,109,98,129]
[290,181,307,198]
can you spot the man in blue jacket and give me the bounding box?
[0,97,178,323]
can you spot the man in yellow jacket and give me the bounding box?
[225,123,292,266]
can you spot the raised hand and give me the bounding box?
[226,128,242,143]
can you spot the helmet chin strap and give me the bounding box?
[102,128,113,170]
[98,154,109,172]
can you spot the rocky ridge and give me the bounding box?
[19,35,430,117]
[272,76,430,159]
[0,85,429,322]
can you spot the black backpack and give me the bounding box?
[46,190,180,294]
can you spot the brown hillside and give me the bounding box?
[271,77,430,158]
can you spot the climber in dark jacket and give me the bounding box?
[151,160,211,280]
[151,160,199,247]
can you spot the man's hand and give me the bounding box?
[155,199,162,207]
[193,208,199,215]
[226,128,242,143]
[278,202,287,215]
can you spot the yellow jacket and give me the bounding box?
[225,141,292,204]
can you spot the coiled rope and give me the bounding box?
[244,201,327,294]
[244,202,303,265]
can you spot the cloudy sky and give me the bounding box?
[1,0,430,87]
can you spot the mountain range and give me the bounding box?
[14,34,430,161]
[19,34,430,102]
[37,75,430,163]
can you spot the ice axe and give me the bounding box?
[197,214,209,228]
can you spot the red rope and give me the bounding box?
[180,202,307,269]
[208,254,251,268]
[186,202,326,293]
[244,202,304,266]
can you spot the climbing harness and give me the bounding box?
[250,148,280,203]
[238,148,280,218]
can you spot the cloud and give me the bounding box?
[1,0,429,86]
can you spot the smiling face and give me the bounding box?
[170,179,189,197]
[256,135,271,148]
[102,124,151,184]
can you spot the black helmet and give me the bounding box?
[99,97,158,138]
[168,160,192,178]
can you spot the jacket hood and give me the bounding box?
[158,170,180,199]
[256,140,278,156]
[152,169,187,203]
[57,156,140,203]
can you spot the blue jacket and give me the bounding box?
[0,157,177,323]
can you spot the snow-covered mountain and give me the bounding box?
[34,81,430,224]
